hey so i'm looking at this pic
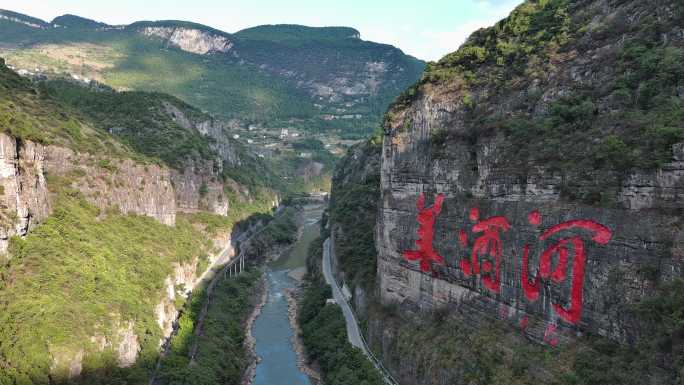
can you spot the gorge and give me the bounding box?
[0,0,683,384]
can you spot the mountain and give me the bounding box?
[0,10,425,138]
[326,0,684,384]
[0,58,285,384]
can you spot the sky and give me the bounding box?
[0,0,522,61]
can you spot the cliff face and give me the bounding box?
[162,101,239,215]
[378,0,683,347]
[45,144,176,224]
[139,25,234,55]
[0,134,50,251]
[0,132,177,252]
[35,79,252,217]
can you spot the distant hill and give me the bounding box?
[0,10,425,138]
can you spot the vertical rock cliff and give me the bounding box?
[0,132,180,253]
[379,0,683,346]
[325,0,684,384]
[0,134,50,252]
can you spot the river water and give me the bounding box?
[252,270,311,385]
[252,203,323,385]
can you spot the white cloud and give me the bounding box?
[361,0,520,61]
[418,20,496,61]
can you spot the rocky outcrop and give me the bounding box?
[171,163,228,215]
[140,26,233,55]
[0,129,182,252]
[377,0,683,348]
[0,133,50,252]
[116,321,140,368]
[49,347,83,380]
[51,319,141,378]
[163,101,242,167]
[155,230,234,345]
[163,101,246,215]
[45,145,176,225]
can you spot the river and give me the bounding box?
[252,203,323,385]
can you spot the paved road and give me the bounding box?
[322,238,399,385]
[322,238,366,350]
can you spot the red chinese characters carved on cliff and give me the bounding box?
[459,208,511,294]
[402,195,613,326]
[521,212,612,324]
[403,193,445,273]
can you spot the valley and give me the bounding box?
[0,0,683,384]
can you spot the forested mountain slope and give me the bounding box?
[0,59,278,384]
[0,11,425,138]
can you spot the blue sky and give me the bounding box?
[1,0,522,61]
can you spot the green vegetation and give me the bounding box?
[244,207,298,259]
[270,220,320,270]
[0,58,287,383]
[568,278,684,385]
[369,304,562,385]
[34,77,294,202]
[158,205,302,384]
[299,236,384,385]
[0,192,211,384]
[0,59,136,158]
[367,278,684,385]
[390,0,684,204]
[498,41,684,175]
[157,269,261,385]
[329,139,381,289]
[38,80,215,169]
[424,0,573,84]
[0,11,424,137]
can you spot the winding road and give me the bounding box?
[322,238,365,349]
[321,238,399,385]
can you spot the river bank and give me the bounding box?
[285,286,323,385]
[250,202,325,385]
[242,275,269,385]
